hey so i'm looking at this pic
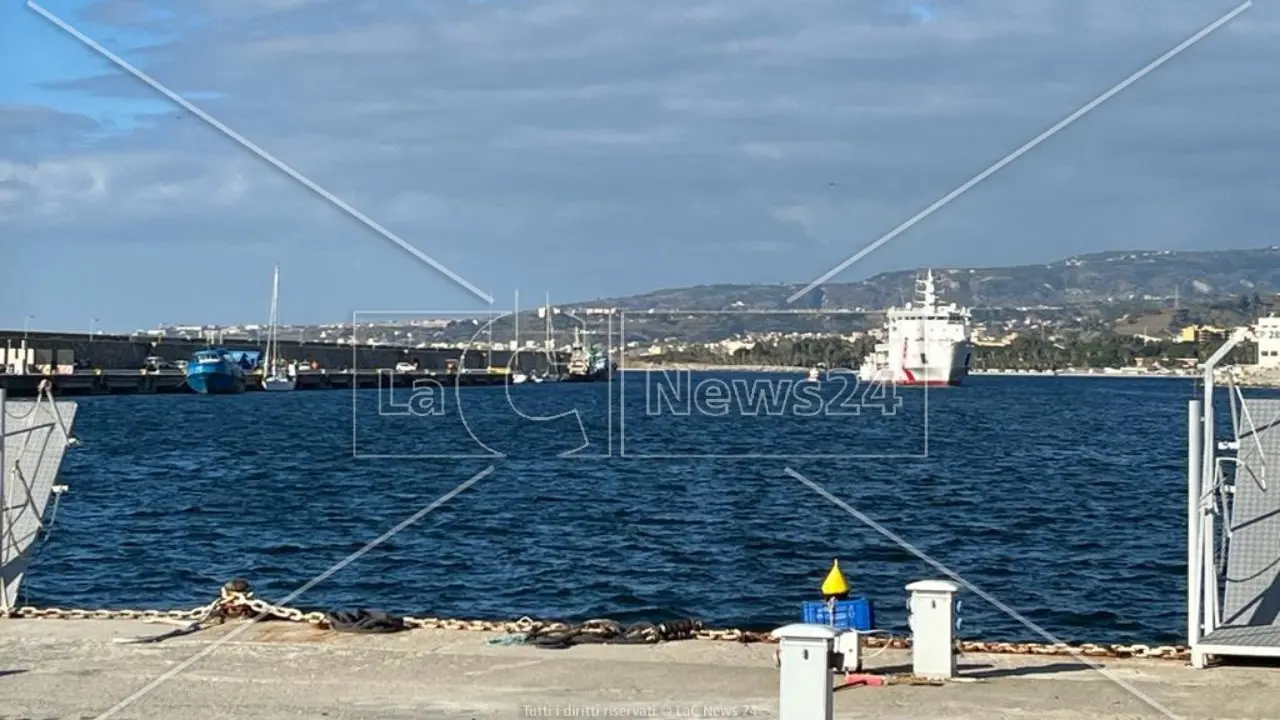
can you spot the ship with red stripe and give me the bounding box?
[857,269,972,387]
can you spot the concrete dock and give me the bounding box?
[0,369,518,397]
[0,620,1275,719]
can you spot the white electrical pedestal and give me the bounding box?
[834,630,862,672]
[771,623,839,720]
[906,579,961,680]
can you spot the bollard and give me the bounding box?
[771,623,839,720]
[906,579,961,680]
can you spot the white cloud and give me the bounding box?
[6,0,1279,326]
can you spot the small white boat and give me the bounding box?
[807,367,821,382]
[264,375,296,392]
[262,266,295,392]
[511,372,528,384]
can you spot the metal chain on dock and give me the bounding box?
[3,579,1189,661]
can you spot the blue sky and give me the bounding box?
[2,0,1277,331]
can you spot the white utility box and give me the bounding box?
[834,630,862,672]
[771,623,839,720]
[906,579,961,680]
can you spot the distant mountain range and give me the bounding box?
[585,246,1280,311]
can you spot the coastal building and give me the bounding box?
[1256,316,1280,367]
[972,331,1016,348]
[1179,324,1228,344]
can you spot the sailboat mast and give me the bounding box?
[514,289,520,369]
[268,266,280,371]
[545,292,553,372]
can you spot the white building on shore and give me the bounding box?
[1257,315,1280,368]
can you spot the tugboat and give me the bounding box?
[185,348,246,394]
[564,327,613,382]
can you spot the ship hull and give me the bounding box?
[861,341,971,386]
[564,369,611,382]
[263,375,296,392]
[186,364,245,394]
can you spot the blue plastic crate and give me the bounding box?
[801,598,875,631]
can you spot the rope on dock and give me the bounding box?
[3,579,1191,660]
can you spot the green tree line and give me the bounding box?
[641,334,1255,371]
[970,336,1253,370]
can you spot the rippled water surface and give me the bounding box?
[24,373,1222,645]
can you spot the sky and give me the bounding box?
[1,0,1277,331]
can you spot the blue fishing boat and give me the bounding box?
[185,348,246,394]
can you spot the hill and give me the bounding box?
[588,246,1280,311]
[348,246,1280,347]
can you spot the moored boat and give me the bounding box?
[262,266,295,392]
[185,349,246,394]
[564,327,613,382]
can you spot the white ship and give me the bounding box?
[857,269,972,387]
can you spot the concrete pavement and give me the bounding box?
[1,619,1277,719]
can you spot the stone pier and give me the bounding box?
[1,620,1276,719]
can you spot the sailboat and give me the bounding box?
[263,266,296,392]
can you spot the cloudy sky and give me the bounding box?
[1,0,1275,330]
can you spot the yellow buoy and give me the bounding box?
[821,558,849,599]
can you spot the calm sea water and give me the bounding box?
[22,373,1234,645]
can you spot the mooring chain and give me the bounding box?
[4,581,1189,660]
[9,603,218,622]
[951,638,1187,660]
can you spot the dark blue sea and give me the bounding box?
[23,372,1229,646]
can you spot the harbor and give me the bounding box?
[3,335,1279,717]
[0,323,614,396]
[7,0,1279,713]
[5,281,1280,718]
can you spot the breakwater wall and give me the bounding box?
[0,331,563,372]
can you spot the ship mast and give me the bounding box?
[919,269,937,310]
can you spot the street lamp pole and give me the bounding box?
[90,318,100,341]
[23,314,34,340]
